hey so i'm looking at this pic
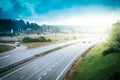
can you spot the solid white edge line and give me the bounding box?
[56,52,80,80]
[56,42,98,80]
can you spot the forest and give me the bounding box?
[0,19,60,36]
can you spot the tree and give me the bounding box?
[103,21,120,55]
[0,19,61,36]
[110,21,120,42]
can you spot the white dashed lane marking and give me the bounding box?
[20,75,25,79]
[38,77,42,80]
[43,72,47,76]
[48,68,52,71]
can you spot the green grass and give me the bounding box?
[0,45,15,53]
[22,42,56,48]
[17,35,79,48]
[70,43,120,80]
[17,34,79,42]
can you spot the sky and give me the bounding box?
[0,0,120,32]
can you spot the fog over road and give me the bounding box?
[0,38,102,80]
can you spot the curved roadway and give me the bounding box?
[0,39,92,69]
[0,38,101,80]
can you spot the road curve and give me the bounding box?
[0,38,100,80]
[0,38,94,69]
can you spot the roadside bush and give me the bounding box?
[22,36,51,43]
[47,39,52,42]
[39,36,47,42]
[103,41,120,56]
[32,38,40,42]
[103,21,120,55]
[22,37,31,43]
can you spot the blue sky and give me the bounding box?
[0,0,120,18]
[0,0,120,31]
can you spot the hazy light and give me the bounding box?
[39,13,119,26]
[25,5,120,33]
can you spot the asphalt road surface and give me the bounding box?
[0,38,101,80]
[0,38,94,69]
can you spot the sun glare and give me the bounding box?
[36,12,120,33]
[58,14,116,27]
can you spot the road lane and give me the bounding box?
[0,55,10,60]
[0,38,100,80]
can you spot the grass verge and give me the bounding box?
[65,43,120,80]
[18,35,76,48]
[17,35,77,42]
[22,42,55,48]
[0,45,14,53]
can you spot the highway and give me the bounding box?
[0,39,87,69]
[0,38,101,80]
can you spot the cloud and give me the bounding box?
[26,5,120,33]
[0,0,120,33]
[0,0,31,18]
[0,0,120,19]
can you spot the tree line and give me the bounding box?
[0,19,60,36]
